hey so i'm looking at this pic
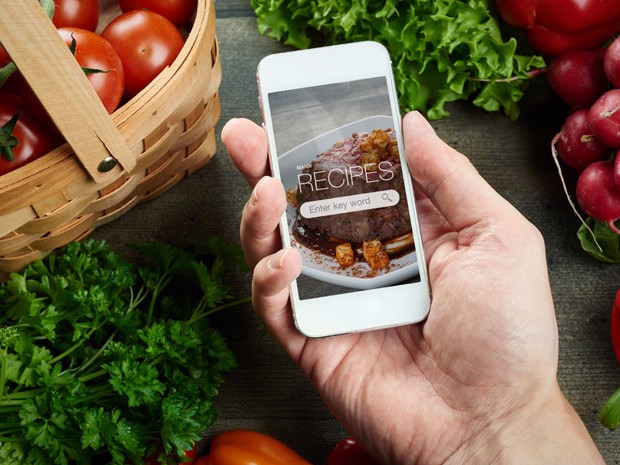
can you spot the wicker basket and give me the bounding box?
[0,0,221,279]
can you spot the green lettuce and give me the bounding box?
[251,0,545,119]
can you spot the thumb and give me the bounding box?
[403,111,515,230]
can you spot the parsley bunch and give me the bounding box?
[0,239,248,465]
[251,0,545,119]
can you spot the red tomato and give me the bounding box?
[327,437,381,465]
[193,457,211,465]
[11,72,50,122]
[0,94,63,175]
[119,0,197,27]
[0,45,10,67]
[0,46,18,93]
[101,10,184,99]
[0,71,20,95]
[52,0,100,31]
[57,27,125,113]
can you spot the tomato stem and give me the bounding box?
[38,0,55,19]
[0,113,20,162]
[67,34,109,76]
[0,62,16,87]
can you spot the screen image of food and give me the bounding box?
[268,77,420,300]
[289,128,413,269]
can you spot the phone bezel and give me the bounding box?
[257,41,430,337]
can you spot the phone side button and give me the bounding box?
[258,96,266,126]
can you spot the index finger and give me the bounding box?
[403,111,517,230]
[221,118,270,188]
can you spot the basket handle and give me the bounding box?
[0,0,136,184]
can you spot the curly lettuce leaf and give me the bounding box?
[250,0,545,119]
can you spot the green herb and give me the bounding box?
[0,238,249,465]
[577,218,620,263]
[251,0,545,120]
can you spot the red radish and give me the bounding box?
[576,160,620,234]
[604,36,620,88]
[588,89,620,148]
[556,108,610,171]
[547,49,609,107]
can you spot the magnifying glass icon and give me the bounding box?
[381,192,393,203]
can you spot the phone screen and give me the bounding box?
[266,76,421,301]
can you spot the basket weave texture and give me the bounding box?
[0,0,221,279]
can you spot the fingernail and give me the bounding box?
[250,176,268,207]
[268,248,290,270]
[220,118,237,142]
[409,110,433,130]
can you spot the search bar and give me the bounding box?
[299,189,400,219]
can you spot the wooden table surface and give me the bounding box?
[92,1,620,462]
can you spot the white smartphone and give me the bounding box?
[257,41,430,337]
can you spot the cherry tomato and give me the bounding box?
[119,0,197,27]
[52,0,100,31]
[57,27,125,113]
[327,437,381,465]
[0,94,63,175]
[101,10,184,99]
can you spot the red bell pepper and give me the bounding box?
[496,0,620,55]
[612,289,620,365]
[599,289,620,430]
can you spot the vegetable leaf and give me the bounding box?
[131,242,197,278]
[0,238,247,464]
[250,0,545,119]
[160,394,203,457]
[81,408,145,462]
[600,386,620,429]
[577,218,620,263]
[194,261,230,308]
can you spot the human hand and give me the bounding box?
[221,112,604,465]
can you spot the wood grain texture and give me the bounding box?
[92,1,620,463]
[0,0,221,278]
[0,0,133,182]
